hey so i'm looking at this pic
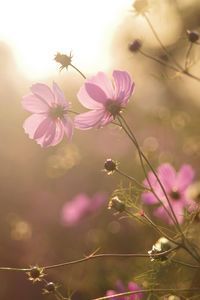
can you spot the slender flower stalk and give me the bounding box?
[143,13,183,70]
[92,287,200,300]
[116,169,149,191]
[116,115,200,263]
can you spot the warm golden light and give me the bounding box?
[0,0,132,79]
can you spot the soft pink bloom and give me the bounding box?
[61,193,106,226]
[75,70,135,129]
[22,82,73,147]
[142,163,197,224]
[106,280,143,300]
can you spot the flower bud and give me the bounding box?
[129,39,142,53]
[108,196,125,213]
[43,282,57,294]
[133,0,149,15]
[27,266,45,283]
[187,30,199,43]
[54,52,72,70]
[148,237,173,261]
[104,159,118,175]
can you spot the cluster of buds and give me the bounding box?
[148,237,173,261]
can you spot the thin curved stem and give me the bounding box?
[171,258,200,269]
[184,42,193,71]
[116,169,149,191]
[92,287,200,300]
[70,64,86,79]
[117,115,180,231]
[143,13,183,70]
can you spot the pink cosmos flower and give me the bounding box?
[22,82,73,147]
[106,280,143,300]
[61,193,106,226]
[75,70,135,129]
[142,163,197,224]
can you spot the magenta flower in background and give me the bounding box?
[22,82,73,147]
[142,163,196,224]
[75,70,135,129]
[61,193,106,226]
[106,280,143,300]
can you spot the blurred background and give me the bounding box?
[0,0,200,299]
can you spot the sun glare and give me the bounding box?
[0,0,132,79]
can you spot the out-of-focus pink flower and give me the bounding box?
[22,82,73,147]
[61,193,106,226]
[106,280,143,300]
[75,70,135,130]
[142,163,197,224]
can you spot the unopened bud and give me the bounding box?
[104,159,118,175]
[108,196,125,213]
[187,30,199,43]
[148,237,174,261]
[133,0,149,15]
[54,52,72,70]
[43,282,57,294]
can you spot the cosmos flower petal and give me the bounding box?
[22,94,49,113]
[142,191,158,204]
[61,117,74,141]
[30,83,55,105]
[113,70,135,103]
[42,121,57,147]
[52,81,69,107]
[23,114,48,139]
[88,72,114,98]
[61,194,91,226]
[154,206,172,224]
[33,117,52,139]
[85,83,108,104]
[78,84,103,109]
[50,121,64,146]
[128,282,143,300]
[176,164,195,191]
[157,163,176,192]
[75,109,106,130]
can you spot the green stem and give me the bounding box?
[92,287,200,300]
[70,64,86,79]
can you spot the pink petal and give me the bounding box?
[128,282,143,300]
[154,206,172,224]
[31,83,55,106]
[23,114,48,139]
[157,163,176,192]
[61,117,74,141]
[50,121,64,146]
[61,194,90,226]
[85,83,108,104]
[176,165,194,191]
[78,84,103,109]
[22,94,49,113]
[89,72,114,98]
[74,109,106,130]
[52,82,69,107]
[142,191,158,204]
[113,71,135,104]
[42,121,57,147]
[33,117,52,139]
